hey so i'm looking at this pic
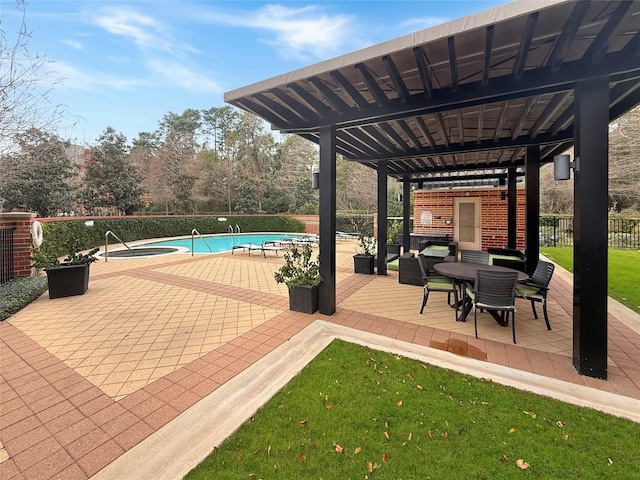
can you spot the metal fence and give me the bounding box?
[1,225,16,285]
[540,216,640,249]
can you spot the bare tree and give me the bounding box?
[0,0,69,156]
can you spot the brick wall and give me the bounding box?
[290,215,319,234]
[1,212,37,278]
[413,188,525,250]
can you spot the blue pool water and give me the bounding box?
[135,233,307,254]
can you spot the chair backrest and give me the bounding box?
[461,250,490,265]
[491,257,526,272]
[474,269,518,308]
[530,260,555,287]
[416,254,430,278]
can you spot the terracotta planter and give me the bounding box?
[289,284,319,314]
[353,254,375,274]
[45,264,90,299]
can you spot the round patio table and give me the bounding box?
[433,262,529,324]
[434,262,529,283]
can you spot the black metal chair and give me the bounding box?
[460,250,490,265]
[417,255,459,321]
[515,260,555,331]
[468,269,519,343]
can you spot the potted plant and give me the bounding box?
[273,244,323,313]
[353,234,376,274]
[32,239,99,299]
[387,220,403,256]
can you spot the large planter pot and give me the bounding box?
[45,264,90,299]
[289,284,319,314]
[388,243,401,256]
[353,254,375,274]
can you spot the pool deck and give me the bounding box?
[1,240,640,479]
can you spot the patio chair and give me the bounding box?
[460,250,490,265]
[515,260,555,331]
[417,255,459,321]
[468,269,519,343]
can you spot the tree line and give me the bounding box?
[0,106,402,218]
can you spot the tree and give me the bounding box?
[608,107,640,214]
[0,0,69,156]
[0,128,75,216]
[82,127,144,215]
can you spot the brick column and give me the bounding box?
[0,212,37,278]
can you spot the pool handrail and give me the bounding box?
[104,231,135,262]
[191,229,213,256]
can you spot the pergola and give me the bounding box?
[225,0,640,379]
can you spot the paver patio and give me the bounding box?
[1,240,639,479]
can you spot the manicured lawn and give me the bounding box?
[185,340,640,480]
[541,247,640,314]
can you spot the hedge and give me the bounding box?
[37,215,306,260]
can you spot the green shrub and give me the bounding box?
[38,215,305,255]
[0,276,48,321]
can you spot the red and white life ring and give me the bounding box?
[31,220,44,248]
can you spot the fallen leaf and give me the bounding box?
[382,452,388,463]
[406,373,413,380]
[334,444,343,453]
[501,455,508,463]
[516,459,530,470]
[354,447,362,455]
[278,404,285,409]
[326,404,332,410]
[297,453,306,461]
[417,384,423,390]
[608,458,613,465]
[563,434,569,440]
[394,355,401,360]
[556,420,564,428]
[300,420,307,426]
[428,430,433,438]
[385,419,390,428]
[407,432,412,441]
[509,428,517,433]
[267,445,271,455]
[523,410,537,419]
[442,432,448,438]
[397,399,403,406]
[384,431,390,440]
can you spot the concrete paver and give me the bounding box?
[1,240,639,479]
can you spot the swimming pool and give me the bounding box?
[131,233,309,254]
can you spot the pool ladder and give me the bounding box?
[104,231,134,262]
[228,224,240,233]
[191,229,212,256]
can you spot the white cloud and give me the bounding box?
[91,7,198,58]
[198,4,357,60]
[399,16,450,31]
[62,39,84,50]
[48,61,143,93]
[147,59,223,94]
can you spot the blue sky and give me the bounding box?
[6,0,507,145]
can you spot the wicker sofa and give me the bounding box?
[398,251,456,286]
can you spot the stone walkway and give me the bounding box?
[1,240,639,479]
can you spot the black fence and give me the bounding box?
[540,216,640,249]
[1,225,16,285]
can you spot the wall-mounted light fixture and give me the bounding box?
[312,171,320,189]
[397,193,403,202]
[553,154,579,181]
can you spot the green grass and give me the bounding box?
[0,276,48,321]
[541,247,640,314]
[185,340,640,480]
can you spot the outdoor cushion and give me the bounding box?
[426,278,453,288]
[489,254,521,264]
[515,283,540,297]
[388,259,399,271]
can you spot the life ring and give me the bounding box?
[31,220,44,248]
